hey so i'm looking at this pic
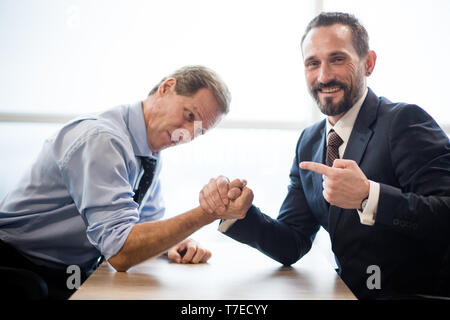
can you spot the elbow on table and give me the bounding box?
[270,246,305,266]
[264,249,299,266]
[108,253,131,272]
[277,256,299,267]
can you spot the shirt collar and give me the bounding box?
[127,101,159,159]
[326,87,368,143]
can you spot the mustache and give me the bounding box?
[312,80,348,92]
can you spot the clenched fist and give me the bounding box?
[199,176,253,220]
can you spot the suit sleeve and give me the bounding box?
[376,104,450,242]
[224,135,320,266]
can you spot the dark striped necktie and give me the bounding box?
[326,130,343,167]
[133,157,157,205]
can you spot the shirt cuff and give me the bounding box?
[218,219,237,233]
[357,180,380,226]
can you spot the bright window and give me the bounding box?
[0,0,315,123]
[323,0,450,127]
[0,1,448,262]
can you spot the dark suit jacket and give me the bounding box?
[224,88,450,299]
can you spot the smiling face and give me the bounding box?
[302,24,369,122]
[143,78,223,152]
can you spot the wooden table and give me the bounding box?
[70,233,356,300]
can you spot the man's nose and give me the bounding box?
[184,123,195,139]
[317,63,334,84]
[179,123,197,142]
[186,121,205,140]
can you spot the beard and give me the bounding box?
[309,73,365,117]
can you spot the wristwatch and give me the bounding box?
[359,197,369,211]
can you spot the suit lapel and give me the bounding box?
[329,88,379,240]
[342,89,379,165]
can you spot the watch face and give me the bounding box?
[361,199,368,210]
[360,198,368,211]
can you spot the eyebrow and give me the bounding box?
[304,55,317,64]
[329,51,348,57]
[304,51,349,63]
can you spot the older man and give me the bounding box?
[200,13,450,299]
[0,65,254,299]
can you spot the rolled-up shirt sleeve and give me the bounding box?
[56,130,139,260]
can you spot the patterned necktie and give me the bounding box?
[133,157,157,205]
[326,130,343,167]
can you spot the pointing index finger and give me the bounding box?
[299,161,332,176]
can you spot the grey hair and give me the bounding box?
[148,65,231,114]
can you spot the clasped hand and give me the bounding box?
[199,176,253,220]
[166,177,253,265]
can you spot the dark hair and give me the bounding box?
[148,65,231,114]
[301,12,369,58]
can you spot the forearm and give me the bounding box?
[224,206,316,266]
[108,206,216,271]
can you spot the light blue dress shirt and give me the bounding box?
[0,101,165,273]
